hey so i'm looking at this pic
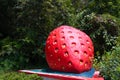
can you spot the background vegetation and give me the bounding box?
[0,0,120,80]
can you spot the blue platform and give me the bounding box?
[26,68,95,78]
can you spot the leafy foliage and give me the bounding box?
[94,46,120,80]
[68,10,119,57]
[87,0,120,17]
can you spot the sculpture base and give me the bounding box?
[19,68,104,80]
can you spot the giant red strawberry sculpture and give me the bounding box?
[45,25,94,73]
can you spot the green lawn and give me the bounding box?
[0,71,43,80]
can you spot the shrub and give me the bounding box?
[0,37,47,71]
[87,0,120,17]
[93,46,120,80]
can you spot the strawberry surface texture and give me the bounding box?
[45,25,94,73]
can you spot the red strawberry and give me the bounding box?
[45,25,94,73]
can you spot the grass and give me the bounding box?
[0,71,43,80]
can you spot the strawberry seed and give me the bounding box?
[71,42,76,47]
[62,43,66,49]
